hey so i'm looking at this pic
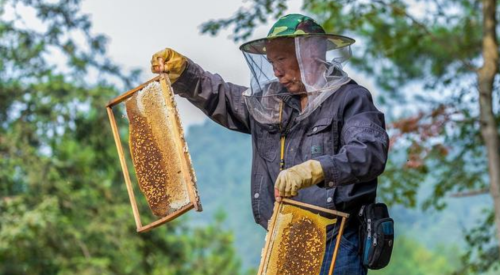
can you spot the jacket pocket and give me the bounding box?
[306,117,334,158]
[368,218,394,269]
[254,126,278,162]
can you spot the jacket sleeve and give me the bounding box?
[171,59,251,134]
[314,87,389,188]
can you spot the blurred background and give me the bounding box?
[1,0,499,274]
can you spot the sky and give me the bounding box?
[79,0,377,128]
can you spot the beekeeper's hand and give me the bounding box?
[150,48,187,83]
[274,160,324,201]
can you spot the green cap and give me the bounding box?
[267,14,325,37]
[240,13,355,54]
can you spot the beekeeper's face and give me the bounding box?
[266,38,305,94]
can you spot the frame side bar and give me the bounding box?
[106,106,143,230]
[257,202,283,275]
[329,216,347,275]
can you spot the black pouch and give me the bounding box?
[358,203,394,269]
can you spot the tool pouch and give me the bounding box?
[358,203,394,270]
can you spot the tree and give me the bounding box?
[201,0,500,272]
[0,0,243,274]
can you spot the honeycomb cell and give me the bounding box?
[125,82,190,217]
[261,204,336,275]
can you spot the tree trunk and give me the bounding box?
[478,0,500,251]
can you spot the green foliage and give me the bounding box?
[454,209,500,274]
[0,0,244,274]
[200,0,288,41]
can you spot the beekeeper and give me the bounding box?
[151,14,389,275]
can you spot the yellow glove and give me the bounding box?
[274,160,325,198]
[150,48,187,83]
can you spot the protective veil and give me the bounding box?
[240,34,354,126]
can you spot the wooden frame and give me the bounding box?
[258,198,349,275]
[106,74,202,233]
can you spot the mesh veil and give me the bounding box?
[241,35,352,125]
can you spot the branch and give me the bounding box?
[77,238,91,259]
[372,0,477,72]
[450,188,489,198]
[1,196,15,202]
[200,0,288,42]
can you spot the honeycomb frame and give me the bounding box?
[258,199,349,275]
[106,74,202,233]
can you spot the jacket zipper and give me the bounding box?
[279,109,298,170]
[367,218,372,240]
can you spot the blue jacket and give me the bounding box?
[172,59,389,230]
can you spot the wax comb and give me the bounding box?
[258,199,349,275]
[106,74,201,232]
